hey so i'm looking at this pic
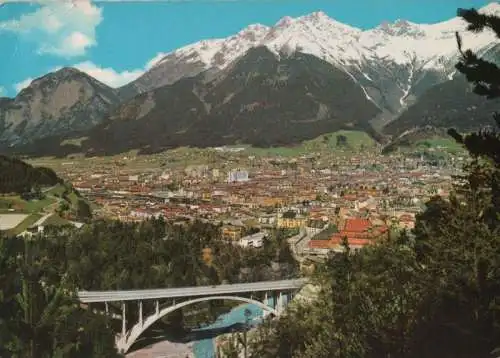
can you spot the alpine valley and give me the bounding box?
[2,3,500,156]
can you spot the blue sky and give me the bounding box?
[0,0,494,97]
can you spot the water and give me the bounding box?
[192,295,289,358]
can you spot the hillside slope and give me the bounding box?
[384,76,500,136]
[0,155,92,233]
[0,155,62,194]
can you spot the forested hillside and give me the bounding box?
[0,155,62,194]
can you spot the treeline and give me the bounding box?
[0,154,62,194]
[0,218,298,357]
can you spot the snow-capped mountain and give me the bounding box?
[121,2,500,118]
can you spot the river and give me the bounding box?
[127,295,288,358]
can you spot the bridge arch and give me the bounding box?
[118,295,280,354]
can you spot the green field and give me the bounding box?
[414,137,466,154]
[225,130,380,157]
[0,183,81,234]
[25,130,468,172]
[0,195,56,214]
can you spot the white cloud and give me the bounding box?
[68,51,170,87]
[39,31,94,56]
[12,62,144,94]
[0,0,102,57]
[0,86,5,96]
[11,50,170,94]
[72,61,144,87]
[14,77,34,93]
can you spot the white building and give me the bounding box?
[238,232,266,248]
[227,169,249,183]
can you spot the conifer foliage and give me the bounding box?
[451,6,500,218]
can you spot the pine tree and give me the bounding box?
[450,6,500,220]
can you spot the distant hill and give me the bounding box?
[0,155,62,194]
[225,130,380,157]
[0,68,122,147]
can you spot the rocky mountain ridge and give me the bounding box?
[0,68,121,146]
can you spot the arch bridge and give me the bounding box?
[77,278,307,354]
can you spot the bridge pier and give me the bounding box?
[121,302,126,337]
[263,292,269,318]
[276,291,283,313]
[138,301,143,327]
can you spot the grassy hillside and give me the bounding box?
[381,126,468,155]
[0,155,92,234]
[413,137,465,154]
[230,130,379,157]
[0,182,89,235]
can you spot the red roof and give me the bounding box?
[308,218,387,250]
[343,218,371,233]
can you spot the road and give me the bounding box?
[78,279,308,303]
[286,227,319,262]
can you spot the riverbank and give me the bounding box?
[192,302,265,357]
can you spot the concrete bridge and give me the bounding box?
[78,278,308,354]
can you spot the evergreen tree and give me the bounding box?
[450,7,500,219]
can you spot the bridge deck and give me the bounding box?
[78,278,308,303]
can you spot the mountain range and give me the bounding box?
[1,2,500,156]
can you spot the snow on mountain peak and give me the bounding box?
[127,2,500,115]
[479,2,500,15]
[298,11,361,33]
[275,16,294,27]
[146,3,499,99]
[300,11,329,22]
[236,23,270,41]
[376,19,425,38]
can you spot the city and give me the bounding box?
[25,140,464,255]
